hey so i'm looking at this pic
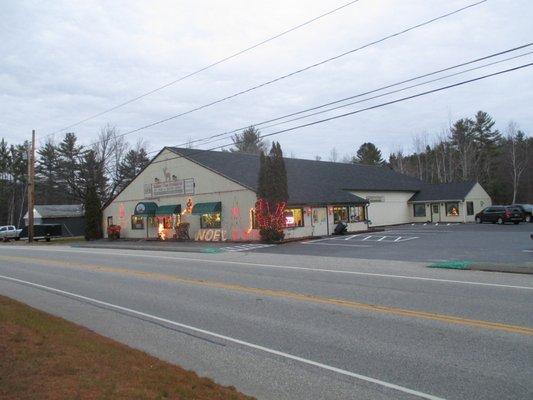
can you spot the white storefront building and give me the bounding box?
[102,147,491,242]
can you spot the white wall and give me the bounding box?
[351,191,415,227]
[103,149,258,241]
[408,183,492,223]
[464,183,492,222]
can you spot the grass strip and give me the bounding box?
[0,295,253,400]
[428,260,472,270]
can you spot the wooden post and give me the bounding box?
[27,130,35,243]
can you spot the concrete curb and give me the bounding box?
[72,243,206,253]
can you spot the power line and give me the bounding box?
[185,44,533,149]
[47,0,487,148]
[212,51,533,141]
[143,62,532,168]
[135,43,531,155]
[43,0,362,138]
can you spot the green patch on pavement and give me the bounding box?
[201,247,224,254]
[428,260,472,270]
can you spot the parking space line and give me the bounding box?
[394,237,402,242]
[362,236,372,241]
[303,242,373,248]
[377,236,386,242]
[344,234,359,241]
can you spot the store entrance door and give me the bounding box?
[312,208,328,236]
[431,203,440,222]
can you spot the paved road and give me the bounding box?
[256,223,533,265]
[0,245,532,400]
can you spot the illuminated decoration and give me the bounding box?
[231,207,240,218]
[184,198,193,214]
[195,229,227,242]
[255,198,286,235]
[327,206,333,215]
[119,203,125,219]
[158,223,166,240]
[305,207,312,216]
[248,208,255,233]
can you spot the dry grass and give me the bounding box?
[0,295,254,400]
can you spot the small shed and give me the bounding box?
[24,205,85,237]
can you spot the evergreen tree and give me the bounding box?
[84,183,102,240]
[256,142,289,242]
[472,111,501,192]
[353,142,384,165]
[231,126,268,155]
[81,150,105,240]
[36,139,61,203]
[117,147,150,191]
[56,132,84,200]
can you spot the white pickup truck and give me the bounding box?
[0,225,22,241]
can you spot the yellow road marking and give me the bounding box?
[2,254,532,336]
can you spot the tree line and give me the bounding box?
[0,125,150,236]
[229,112,531,205]
[387,111,531,204]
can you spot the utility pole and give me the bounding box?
[27,130,35,243]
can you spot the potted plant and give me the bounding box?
[107,224,121,240]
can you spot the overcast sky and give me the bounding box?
[1,0,532,160]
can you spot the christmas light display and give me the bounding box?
[255,198,286,241]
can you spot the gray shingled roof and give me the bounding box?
[32,205,84,218]
[409,182,477,202]
[169,148,423,206]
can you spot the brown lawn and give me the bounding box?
[0,295,254,400]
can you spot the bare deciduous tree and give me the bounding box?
[506,122,528,203]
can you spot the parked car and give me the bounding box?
[475,206,524,224]
[0,225,22,241]
[512,204,533,223]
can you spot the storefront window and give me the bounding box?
[349,205,366,222]
[201,213,221,229]
[147,216,159,227]
[284,208,304,227]
[131,216,144,230]
[332,206,348,224]
[413,204,426,217]
[466,202,474,216]
[446,202,460,216]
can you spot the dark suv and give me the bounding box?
[475,206,523,224]
[512,204,532,223]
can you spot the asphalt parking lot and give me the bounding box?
[257,222,533,266]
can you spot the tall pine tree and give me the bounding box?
[256,142,288,242]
